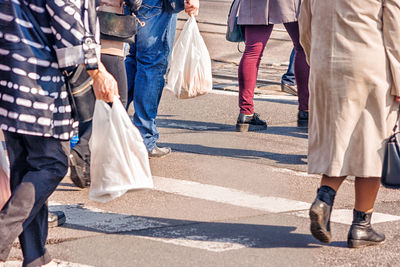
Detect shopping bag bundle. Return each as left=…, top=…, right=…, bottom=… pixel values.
left=89, top=97, right=153, bottom=202
left=165, top=15, right=213, bottom=99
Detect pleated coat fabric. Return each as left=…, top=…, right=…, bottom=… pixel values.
left=238, top=0, right=301, bottom=25
left=299, top=0, right=400, bottom=177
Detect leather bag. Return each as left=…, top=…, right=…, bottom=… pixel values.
left=381, top=107, right=400, bottom=188
left=226, top=0, right=245, bottom=42
left=98, top=11, right=138, bottom=43
left=64, top=65, right=96, bottom=122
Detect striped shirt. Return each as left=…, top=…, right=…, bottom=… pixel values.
left=0, top=0, right=100, bottom=140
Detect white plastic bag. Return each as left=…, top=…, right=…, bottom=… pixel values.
left=165, top=15, right=213, bottom=99
left=89, top=97, right=153, bottom=203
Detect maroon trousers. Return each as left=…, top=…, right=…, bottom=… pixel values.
left=238, top=22, right=310, bottom=114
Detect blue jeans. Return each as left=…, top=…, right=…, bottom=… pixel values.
left=125, top=0, right=177, bottom=151
left=281, top=48, right=296, bottom=86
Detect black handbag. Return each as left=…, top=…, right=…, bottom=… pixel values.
left=98, top=11, right=138, bottom=43
left=163, top=0, right=185, bottom=13
left=64, top=65, right=96, bottom=122
left=381, top=107, right=400, bottom=188
left=226, top=0, right=245, bottom=43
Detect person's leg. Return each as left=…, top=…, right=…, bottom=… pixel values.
left=238, top=24, right=273, bottom=115
left=281, top=48, right=296, bottom=86
left=125, top=43, right=137, bottom=110
left=69, top=120, right=91, bottom=188
left=283, top=22, right=310, bottom=112
left=347, top=177, right=385, bottom=248
left=101, top=54, right=128, bottom=108
left=280, top=48, right=297, bottom=96
left=0, top=132, right=68, bottom=265
left=354, top=177, right=380, bottom=212
left=236, top=24, right=272, bottom=132
left=130, top=6, right=176, bottom=152
left=309, top=175, right=346, bottom=243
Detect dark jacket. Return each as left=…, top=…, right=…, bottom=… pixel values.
left=0, top=0, right=100, bottom=140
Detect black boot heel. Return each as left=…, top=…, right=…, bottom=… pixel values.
left=347, top=209, right=385, bottom=248
left=310, top=199, right=332, bottom=243
left=309, top=186, right=336, bottom=244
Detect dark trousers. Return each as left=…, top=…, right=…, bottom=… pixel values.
left=0, top=132, right=68, bottom=267
left=238, top=22, right=310, bottom=114
left=73, top=53, right=128, bottom=162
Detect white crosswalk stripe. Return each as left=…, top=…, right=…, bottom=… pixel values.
left=0, top=260, right=92, bottom=267
left=47, top=176, right=400, bottom=253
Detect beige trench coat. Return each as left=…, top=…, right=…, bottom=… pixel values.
left=238, top=0, right=301, bottom=25
left=299, top=0, right=400, bottom=177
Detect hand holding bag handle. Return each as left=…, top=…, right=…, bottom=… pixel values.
left=381, top=103, right=400, bottom=188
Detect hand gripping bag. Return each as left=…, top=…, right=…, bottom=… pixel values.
left=0, top=135, right=10, bottom=210
left=89, top=97, right=153, bottom=202
left=165, top=15, right=213, bottom=99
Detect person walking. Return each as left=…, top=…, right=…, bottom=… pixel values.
left=235, top=0, right=310, bottom=132
left=299, top=0, right=400, bottom=248
left=69, top=0, right=142, bottom=188
left=125, top=0, right=200, bottom=158
left=0, top=0, right=118, bottom=265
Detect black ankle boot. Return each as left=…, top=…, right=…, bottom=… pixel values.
left=309, top=186, right=336, bottom=243
left=347, top=209, right=385, bottom=248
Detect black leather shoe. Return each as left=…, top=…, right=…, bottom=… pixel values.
left=236, top=113, right=268, bottom=132
left=149, top=145, right=171, bottom=158
left=297, top=110, right=309, bottom=128
left=347, top=209, right=385, bottom=248
left=48, top=211, right=66, bottom=228
left=69, top=150, right=90, bottom=188
left=309, top=186, right=336, bottom=243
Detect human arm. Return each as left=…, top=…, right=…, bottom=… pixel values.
left=184, top=0, right=199, bottom=16
left=87, top=62, right=119, bottom=103
left=46, top=0, right=118, bottom=101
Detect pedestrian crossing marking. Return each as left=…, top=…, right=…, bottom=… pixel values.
left=153, top=176, right=311, bottom=213
left=48, top=176, right=400, bottom=253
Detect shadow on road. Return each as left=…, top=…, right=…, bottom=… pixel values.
left=158, top=142, right=307, bottom=165
left=157, top=118, right=308, bottom=139
left=50, top=204, right=320, bottom=250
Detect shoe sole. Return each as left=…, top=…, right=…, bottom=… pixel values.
left=148, top=149, right=172, bottom=159
left=309, top=205, right=332, bottom=243
left=281, top=84, right=298, bottom=96
left=297, top=119, right=308, bottom=128
left=236, top=123, right=268, bottom=132
left=347, top=239, right=385, bottom=248
left=48, top=214, right=66, bottom=228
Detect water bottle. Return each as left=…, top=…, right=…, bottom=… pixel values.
left=70, top=134, right=79, bottom=148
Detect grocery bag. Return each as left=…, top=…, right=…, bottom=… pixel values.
left=165, top=15, right=213, bottom=99
left=89, top=97, right=153, bottom=202
left=0, top=137, right=10, bottom=210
